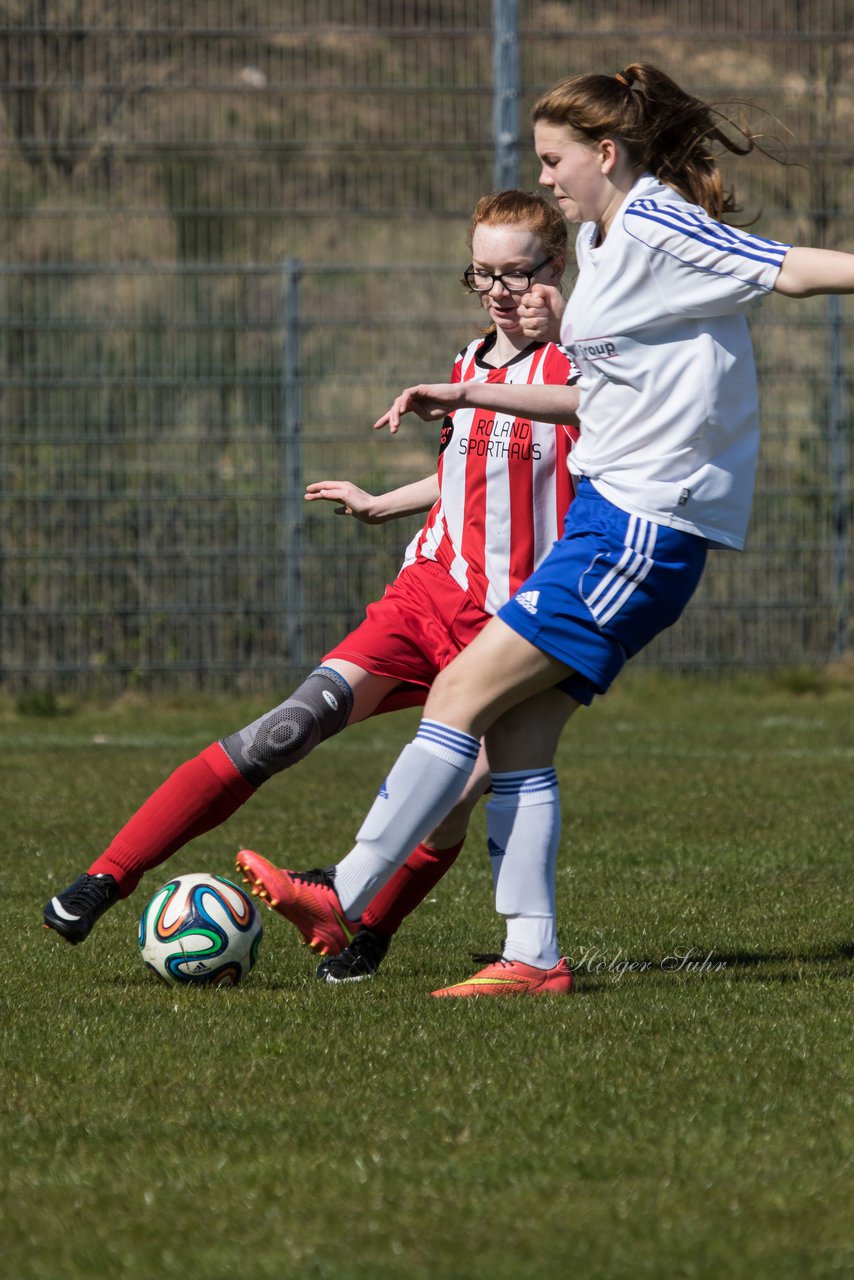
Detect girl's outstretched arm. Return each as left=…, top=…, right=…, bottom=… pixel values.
left=373, top=384, right=463, bottom=434
left=374, top=381, right=579, bottom=434
left=305, top=473, right=439, bottom=523
left=775, top=246, right=854, bottom=297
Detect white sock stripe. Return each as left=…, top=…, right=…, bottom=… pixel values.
left=416, top=720, right=480, bottom=761
left=491, top=768, right=558, bottom=783
left=490, top=768, right=558, bottom=796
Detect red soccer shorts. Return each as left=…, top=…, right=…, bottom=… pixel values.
left=321, top=559, right=491, bottom=716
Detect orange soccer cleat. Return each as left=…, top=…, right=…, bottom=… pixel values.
left=431, top=955, right=574, bottom=998
left=235, top=849, right=359, bottom=956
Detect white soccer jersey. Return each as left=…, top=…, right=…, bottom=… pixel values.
left=402, top=335, right=579, bottom=614
left=561, top=172, right=791, bottom=549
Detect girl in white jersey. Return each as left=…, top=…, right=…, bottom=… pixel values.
left=244, top=63, right=854, bottom=997
left=44, top=192, right=580, bottom=986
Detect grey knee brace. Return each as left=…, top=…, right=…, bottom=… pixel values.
left=219, top=666, right=354, bottom=786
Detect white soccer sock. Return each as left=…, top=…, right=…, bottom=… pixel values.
left=486, top=768, right=561, bottom=969
left=334, top=720, right=480, bottom=917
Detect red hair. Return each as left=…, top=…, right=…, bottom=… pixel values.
left=469, top=189, right=567, bottom=264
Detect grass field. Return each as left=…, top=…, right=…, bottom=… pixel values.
left=1, top=673, right=852, bottom=1280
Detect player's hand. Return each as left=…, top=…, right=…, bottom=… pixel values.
left=373, top=383, right=461, bottom=434
left=304, top=480, right=381, bottom=522
left=517, top=283, right=565, bottom=342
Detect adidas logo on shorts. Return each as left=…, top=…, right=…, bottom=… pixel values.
left=515, top=589, right=540, bottom=616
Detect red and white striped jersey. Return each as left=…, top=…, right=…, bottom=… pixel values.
left=401, top=335, right=579, bottom=615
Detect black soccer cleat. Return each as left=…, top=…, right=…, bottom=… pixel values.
left=43, top=873, right=120, bottom=944
left=315, top=926, right=391, bottom=983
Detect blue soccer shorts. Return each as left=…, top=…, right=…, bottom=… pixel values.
left=499, top=478, right=708, bottom=704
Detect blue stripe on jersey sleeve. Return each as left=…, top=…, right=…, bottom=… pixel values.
left=650, top=204, right=789, bottom=252
left=626, top=201, right=790, bottom=268
left=642, top=202, right=791, bottom=258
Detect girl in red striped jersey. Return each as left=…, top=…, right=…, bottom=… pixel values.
left=399, top=328, right=575, bottom=617
left=45, top=191, right=582, bottom=986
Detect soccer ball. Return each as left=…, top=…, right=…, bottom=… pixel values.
left=139, top=873, right=263, bottom=986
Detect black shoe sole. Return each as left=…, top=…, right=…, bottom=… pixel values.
left=316, top=968, right=377, bottom=983
left=42, top=917, right=86, bottom=945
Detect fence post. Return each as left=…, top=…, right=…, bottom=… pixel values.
left=828, top=294, right=850, bottom=659
left=282, top=258, right=304, bottom=671
left=492, top=0, right=519, bottom=190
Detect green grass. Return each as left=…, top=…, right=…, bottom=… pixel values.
left=1, top=674, right=852, bottom=1280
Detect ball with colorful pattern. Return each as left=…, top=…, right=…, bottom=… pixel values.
left=139, top=873, right=263, bottom=986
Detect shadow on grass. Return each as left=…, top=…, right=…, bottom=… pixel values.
left=571, top=940, right=854, bottom=993
left=107, top=941, right=854, bottom=995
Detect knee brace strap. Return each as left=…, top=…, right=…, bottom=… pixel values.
left=219, top=666, right=354, bottom=786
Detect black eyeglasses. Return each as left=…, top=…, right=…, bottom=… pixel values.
left=463, top=257, right=552, bottom=294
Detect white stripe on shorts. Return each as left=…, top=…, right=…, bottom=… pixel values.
left=585, top=515, right=658, bottom=626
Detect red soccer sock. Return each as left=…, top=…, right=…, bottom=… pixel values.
left=360, top=839, right=465, bottom=937
left=87, top=743, right=256, bottom=897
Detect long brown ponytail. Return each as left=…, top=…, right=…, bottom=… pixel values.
left=532, top=64, right=760, bottom=219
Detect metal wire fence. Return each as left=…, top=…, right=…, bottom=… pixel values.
left=1, top=1, right=852, bottom=696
